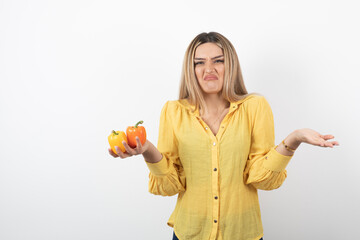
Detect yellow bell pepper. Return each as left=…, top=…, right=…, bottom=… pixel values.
left=108, top=130, right=127, bottom=153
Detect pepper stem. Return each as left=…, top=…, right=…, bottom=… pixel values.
left=112, top=130, right=118, bottom=135
left=134, top=120, right=144, bottom=128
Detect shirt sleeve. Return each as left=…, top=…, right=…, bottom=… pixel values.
left=243, top=96, right=293, bottom=190
left=145, top=101, right=186, bottom=196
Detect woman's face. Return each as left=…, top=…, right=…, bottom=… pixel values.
left=194, top=42, right=225, bottom=96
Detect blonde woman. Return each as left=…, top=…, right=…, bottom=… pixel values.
left=108, top=32, right=339, bottom=240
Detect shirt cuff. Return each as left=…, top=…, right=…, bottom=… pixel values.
left=263, top=146, right=293, bottom=172
left=145, top=154, right=170, bottom=176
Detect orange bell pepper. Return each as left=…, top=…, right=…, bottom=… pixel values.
left=108, top=130, right=127, bottom=153
left=126, top=120, right=147, bottom=148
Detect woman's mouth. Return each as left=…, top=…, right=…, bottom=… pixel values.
left=204, top=75, right=218, bottom=80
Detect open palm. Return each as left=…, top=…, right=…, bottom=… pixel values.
left=297, top=128, right=339, bottom=148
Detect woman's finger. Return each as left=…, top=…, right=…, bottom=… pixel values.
left=122, top=141, right=137, bottom=156
left=115, top=146, right=130, bottom=158
left=320, top=140, right=339, bottom=148
left=328, top=141, right=340, bottom=146
left=135, top=136, right=142, bottom=153
left=321, top=134, right=334, bottom=140
left=108, top=148, right=119, bottom=158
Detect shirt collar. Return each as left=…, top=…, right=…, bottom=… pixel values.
left=178, top=94, right=257, bottom=117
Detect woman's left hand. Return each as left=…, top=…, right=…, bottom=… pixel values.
left=296, top=128, right=340, bottom=148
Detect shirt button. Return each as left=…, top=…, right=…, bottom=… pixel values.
left=214, top=196, right=218, bottom=200
left=213, top=168, right=217, bottom=171
left=265, top=156, right=268, bottom=159
left=205, top=127, right=208, bottom=130
left=213, top=142, right=216, bottom=146
left=214, top=220, right=217, bottom=223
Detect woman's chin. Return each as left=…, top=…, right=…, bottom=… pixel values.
left=201, top=88, right=222, bottom=95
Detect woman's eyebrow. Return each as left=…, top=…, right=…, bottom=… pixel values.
left=194, top=55, right=224, bottom=60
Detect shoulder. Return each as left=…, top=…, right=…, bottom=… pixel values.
left=159, top=100, right=186, bottom=118
left=244, top=93, right=266, bottom=103
left=242, top=94, right=271, bottom=109
left=232, top=93, right=270, bottom=112
left=233, top=95, right=275, bottom=132
left=162, top=99, right=194, bottom=112
left=239, top=94, right=273, bottom=122
left=161, top=100, right=183, bottom=111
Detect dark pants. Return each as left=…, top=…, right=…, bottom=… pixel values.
left=172, top=231, right=263, bottom=240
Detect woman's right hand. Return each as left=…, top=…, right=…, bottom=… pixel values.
left=108, top=136, right=149, bottom=159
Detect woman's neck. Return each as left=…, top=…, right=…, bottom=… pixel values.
left=200, top=94, right=230, bottom=116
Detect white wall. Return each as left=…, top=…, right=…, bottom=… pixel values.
left=1, top=0, right=359, bottom=239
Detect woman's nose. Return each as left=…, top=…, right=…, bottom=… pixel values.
left=205, top=62, right=215, bottom=73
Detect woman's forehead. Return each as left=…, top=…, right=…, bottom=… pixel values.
left=195, top=43, right=223, bottom=58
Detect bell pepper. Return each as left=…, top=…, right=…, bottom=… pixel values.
left=126, top=120, right=147, bottom=148
left=108, top=130, right=127, bottom=153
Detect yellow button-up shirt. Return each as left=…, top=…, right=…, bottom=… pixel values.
left=145, top=94, right=294, bottom=240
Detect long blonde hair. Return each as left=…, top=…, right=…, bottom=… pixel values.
left=179, top=32, right=260, bottom=112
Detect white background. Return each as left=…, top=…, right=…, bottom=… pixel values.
left=1, top=0, right=359, bottom=239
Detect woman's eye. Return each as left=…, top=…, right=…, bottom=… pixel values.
left=194, top=60, right=223, bottom=65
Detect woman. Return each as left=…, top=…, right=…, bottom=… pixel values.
left=108, top=32, right=339, bottom=240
